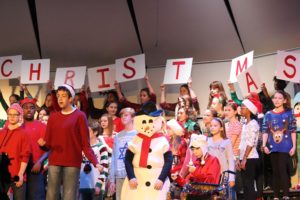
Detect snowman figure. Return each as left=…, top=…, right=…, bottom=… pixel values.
left=121, top=109, right=172, bottom=200
left=293, top=92, right=300, bottom=188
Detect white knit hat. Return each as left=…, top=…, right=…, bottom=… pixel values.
left=189, top=134, right=208, bottom=165
left=167, top=119, right=184, bottom=136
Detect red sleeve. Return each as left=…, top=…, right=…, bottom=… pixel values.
left=171, top=140, right=187, bottom=174
left=50, top=90, right=61, bottom=112
left=79, top=91, right=89, bottom=117
left=113, top=117, right=124, bottom=133
left=123, top=99, right=140, bottom=112
left=44, top=113, right=54, bottom=149
left=191, top=157, right=220, bottom=184
left=175, top=175, right=187, bottom=187
left=79, top=113, right=98, bottom=167
left=20, top=132, right=31, bottom=163
left=150, top=93, right=157, bottom=104
left=160, top=102, right=177, bottom=111
left=40, top=123, right=47, bottom=139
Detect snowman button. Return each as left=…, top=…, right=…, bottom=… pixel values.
left=149, top=148, right=152, bottom=153
left=147, top=165, right=152, bottom=169
left=145, top=181, right=151, bottom=187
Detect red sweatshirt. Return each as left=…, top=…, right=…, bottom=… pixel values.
left=176, top=154, right=220, bottom=187
left=44, top=109, right=98, bottom=168
left=0, top=126, right=31, bottom=178
left=23, top=120, right=46, bottom=164
left=113, top=117, right=124, bottom=133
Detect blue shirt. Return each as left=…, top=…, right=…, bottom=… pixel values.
left=109, top=129, right=137, bottom=182
left=262, top=109, right=296, bottom=153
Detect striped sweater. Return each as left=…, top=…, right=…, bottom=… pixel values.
left=79, top=139, right=109, bottom=193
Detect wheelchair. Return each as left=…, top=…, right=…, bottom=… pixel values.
left=168, top=170, right=236, bottom=200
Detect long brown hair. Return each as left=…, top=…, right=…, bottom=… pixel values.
left=272, top=90, right=291, bottom=111
left=207, top=81, right=228, bottom=109
left=212, top=117, right=227, bottom=139
left=99, top=114, right=114, bottom=137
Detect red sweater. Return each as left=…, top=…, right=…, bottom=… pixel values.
left=113, top=117, right=124, bottom=133
left=176, top=154, right=220, bottom=187
left=0, top=126, right=31, bottom=178
left=44, top=109, right=98, bottom=168
left=23, top=120, right=46, bottom=164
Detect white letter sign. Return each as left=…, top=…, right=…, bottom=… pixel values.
left=88, top=64, right=116, bottom=92
left=163, top=58, right=193, bottom=84
left=54, top=66, right=86, bottom=89
left=230, top=51, right=254, bottom=83
left=237, top=66, right=262, bottom=96
left=115, top=54, right=145, bottom=83
left=21, top=59, right=50, bottom=84
left=276, top=51, right=300, bottom=83
left=0, top=55, right=22, bottom=80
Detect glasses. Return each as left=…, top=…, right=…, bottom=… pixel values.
left=7, top=114, right=20, bottom=117
left=190, top=146, right=201, bottom=151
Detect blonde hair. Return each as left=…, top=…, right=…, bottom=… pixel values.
left=120, top=107, right=135, bottom=117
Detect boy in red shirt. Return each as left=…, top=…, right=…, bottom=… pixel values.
left=38, top=84, right=103, bottom=200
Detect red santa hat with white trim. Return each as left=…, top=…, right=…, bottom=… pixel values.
left=242, top=97, right=264, bottom=118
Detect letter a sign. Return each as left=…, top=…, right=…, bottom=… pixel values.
left=21, top=59, right=50, bottom=84
left=230, top=51, right=254, bottom=83
left=163, top=58, right=193, bottom=84
left=237, top=66, right=262, bottom=96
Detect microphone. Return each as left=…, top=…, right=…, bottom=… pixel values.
left=12, top=175, right=19, bottom=182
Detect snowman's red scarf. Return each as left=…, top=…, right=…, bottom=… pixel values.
left=137, top=133, right=164, bottom=168
left=295, top=113, right=300, bottom=118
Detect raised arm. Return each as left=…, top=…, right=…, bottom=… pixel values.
left=114, top=81, right=125, bottom=102
left=144, top=74, right=155, bottom=95
left=188, top=77, right=200, bottom=113
left=227, top=81, right=243, bottom=105
left=160, top=83, right=166, bottom=104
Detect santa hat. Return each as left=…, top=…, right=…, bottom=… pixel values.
left=20, top=97, right=37, bottom=107
left=7, top=103, right=23, bottom=116
left=249, top=92, right=260, bottom=101
left=189, top=134, right=208, bottom=165
left=242, top=98, right=264, bottom=118
left=60, top=84, right=75, bottom=98
left=167, top=119, right=184, bottom=136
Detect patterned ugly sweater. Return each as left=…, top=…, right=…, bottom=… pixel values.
left=79, top=139, right=109, bottom=193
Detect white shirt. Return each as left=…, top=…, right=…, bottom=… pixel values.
left=239, top=119, right=259, bottom=159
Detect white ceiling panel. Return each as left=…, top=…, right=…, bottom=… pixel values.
left=36, top=0, right=141, bottom=70
left=134, top=0, right=244, bottom=66
left=0, top=1, right=39, bottom=59
left=230, top=0, right=300, bottom=55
